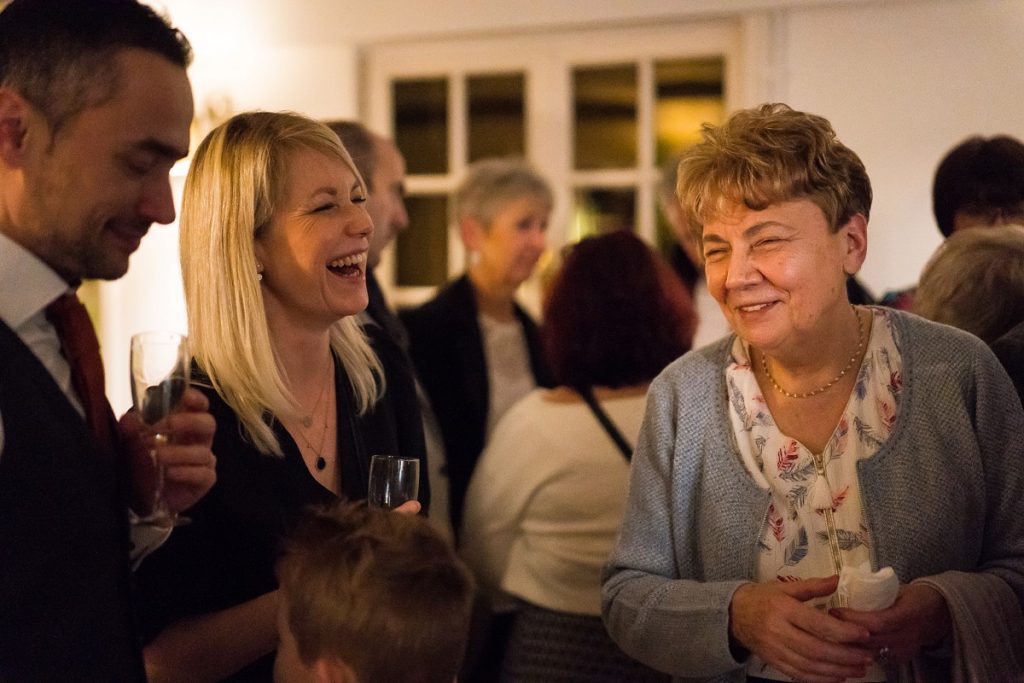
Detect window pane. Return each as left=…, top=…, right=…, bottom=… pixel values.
left=468, top=73, right=525, bottom=162
left=655, top=197, right=678, bottom=257
left=655, top=58, right=724, bottom=165
left=574, top=65, right=637, bottom=170
left=396, top=195, right=449, bottom=287
left=571, top=188, right=636, bottom=239
left=394, top=79, right=448, bottom=174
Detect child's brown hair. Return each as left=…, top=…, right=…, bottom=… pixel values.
left=277, top=502, right=475, bottom=683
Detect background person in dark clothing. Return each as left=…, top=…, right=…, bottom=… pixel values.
left=400, top=157, right=555, bottom=536
left=326, top=120, right=435, bottom=520
left=882, top=134, right=1024, bottom=309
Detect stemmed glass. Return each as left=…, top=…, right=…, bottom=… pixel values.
left=367, top=455, right=420, bottom=510
left=130, top=331, right=190, bottom=527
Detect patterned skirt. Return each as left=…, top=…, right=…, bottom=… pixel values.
left=498, top=602, right=669, bottom=683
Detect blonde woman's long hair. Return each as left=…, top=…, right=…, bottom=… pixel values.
left=180, top=111, right=383, bottom=456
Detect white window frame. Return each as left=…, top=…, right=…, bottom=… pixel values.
left=363, top=17, right=774, bottom=313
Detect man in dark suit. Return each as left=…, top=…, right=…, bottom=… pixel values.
left=0, top=1, right=216, bottom=679
left=326, top=120, right=437, bottom=519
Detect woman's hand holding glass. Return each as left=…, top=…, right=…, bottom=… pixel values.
left=368, top=455, right=420, bottom=511
left=729, top=575, right=874, bottom=683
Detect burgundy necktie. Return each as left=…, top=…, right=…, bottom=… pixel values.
left=45, top=292, right=117, bottom=455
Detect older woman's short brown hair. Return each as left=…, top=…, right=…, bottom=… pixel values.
left=542, top=230, right=695, bottom=390
left=914, top=224, right=1024, bottom=345
left=675, top=103, right=872, bottom=247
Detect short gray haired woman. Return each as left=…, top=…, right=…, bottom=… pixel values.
left=602, top=104, right=1024, bottom=683
left=401, top=157, right=555, bottom=533
left=401, top=157, right=556, bottom=681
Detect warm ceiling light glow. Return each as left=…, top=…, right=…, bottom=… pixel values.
left=656, top=97, right=725, bottom=152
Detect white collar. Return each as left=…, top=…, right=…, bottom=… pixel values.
left=0, top=230, right=74, bottom=328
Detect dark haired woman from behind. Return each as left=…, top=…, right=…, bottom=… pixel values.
left=461, top=230, right=695, bottom=682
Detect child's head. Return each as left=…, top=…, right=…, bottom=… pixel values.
left=275, top=503, right=475, bottom=683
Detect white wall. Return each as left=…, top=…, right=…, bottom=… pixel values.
left=163, top=0, right=1024, bottom=297
left=781, top=0, right=1024, bottom=296
left=101, top=0, right=1024, bottom=406
left=102, top=5, right=361, bottom=412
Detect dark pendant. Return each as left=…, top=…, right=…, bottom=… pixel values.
left=302, top=416, right=313, bottom=428
left=315, top=456, right=327, bottom=471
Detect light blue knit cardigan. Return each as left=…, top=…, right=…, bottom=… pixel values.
left=602, top=310, right=1024, bottom=682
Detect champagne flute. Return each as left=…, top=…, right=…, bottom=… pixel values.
left=130, top=331, right=190, bottom=526
left=367, top=455, right=420, bottom=510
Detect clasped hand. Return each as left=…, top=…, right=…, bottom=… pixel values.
left=830, top=582, right=951, bottom=666
left=120, top=387, right=216, bottom=515
left=730, top=576, right=951, bottom=683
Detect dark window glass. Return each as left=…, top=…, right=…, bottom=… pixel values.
left=655, top=197, right=678, bottom=259
left=574, top=65, right=637, bottom=170
left=468, top=73, right=525, bottom=162
left=654, top=58, right=725, bottom=165
left=572, top=188, right=636, bottom=238
left=396, top=195, right=449, bottom=287
left=394, top=79, right=448, bottom=174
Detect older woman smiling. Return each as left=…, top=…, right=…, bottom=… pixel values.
left=602, top=104, right=1024, bottom=683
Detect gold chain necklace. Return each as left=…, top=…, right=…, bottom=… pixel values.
left=760, top=306, right=866, bottom=399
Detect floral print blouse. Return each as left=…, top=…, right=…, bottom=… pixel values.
left=726, top=307, right=903, bottom=682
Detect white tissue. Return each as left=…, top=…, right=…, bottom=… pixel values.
left=836, top=562, right=899, bottom=611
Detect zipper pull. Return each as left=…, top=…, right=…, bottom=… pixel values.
left=810, top=459, right=834, bottom=511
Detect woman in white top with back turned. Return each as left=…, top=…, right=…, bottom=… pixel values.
left=462, top=230, right=695, bottom=682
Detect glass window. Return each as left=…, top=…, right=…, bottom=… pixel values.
left=571, top=188, right=636, bottom=240
left=396, top=195, right=449, bottom=287
left=394, top=79, right=449, bottom=174
left=654, top=57, right=724, bottom=165
left=368, top=26, right=734, bottom=300
left=655, top=199, right=678, bottom=258
left=653, top=57, right=724, bottom=262
left=573, top=64, right=637, bottom=170
left=468, top=73, right=525, bottom=162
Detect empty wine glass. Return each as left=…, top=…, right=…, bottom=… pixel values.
left=130, top=331, right=190, bottom=526
left=367, top=455, right=420, bottom=510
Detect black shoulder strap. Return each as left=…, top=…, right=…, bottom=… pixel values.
left=579, top=388, right=633, bottom=461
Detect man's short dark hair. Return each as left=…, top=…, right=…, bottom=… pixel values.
left=933, top=135, right=1024, bottom=237
left=0, top=0, right=192, bottom=133
left=325, top=120, right=379, bottom=191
